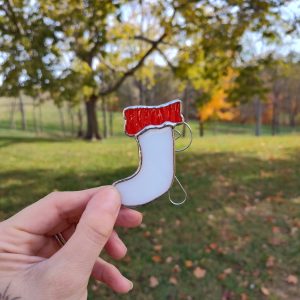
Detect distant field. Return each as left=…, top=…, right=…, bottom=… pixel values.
left=1, top=97, right=299, bottom=138
left=0, top=129, right=300, bottom=299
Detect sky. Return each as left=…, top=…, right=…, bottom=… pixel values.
left=153, top=0, right=300, bottom=66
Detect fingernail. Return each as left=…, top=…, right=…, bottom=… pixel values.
left=128, top=280, right=133, bottom=290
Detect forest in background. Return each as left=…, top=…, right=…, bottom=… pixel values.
left=0, top=0, right=300, bottom=139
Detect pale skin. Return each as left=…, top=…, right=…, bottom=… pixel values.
left=0, top=186, right=143, bottom=299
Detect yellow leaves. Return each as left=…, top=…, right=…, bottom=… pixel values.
left=108, top=23, right=136, bottom=39
left=198, top=67, right=236, bottom=122
left=73, top=59, right=92, bottom=75
left=193, top=267, right=206, bottom=279
left=82, top=85, right=94, bottom=98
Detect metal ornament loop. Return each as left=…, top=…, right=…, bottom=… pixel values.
left=175, top=122, right=193, bottom=152
left=168, top=175, right=187, bottom=206
left=174, top=129, right=182, bottom=140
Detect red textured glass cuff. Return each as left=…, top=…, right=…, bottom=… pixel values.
left=124, top=100, right=184, bottom=136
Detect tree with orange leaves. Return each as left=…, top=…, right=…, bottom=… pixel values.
left=198, top=69, right=236, bottom=136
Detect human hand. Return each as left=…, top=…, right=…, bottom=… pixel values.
left=0, top=186, right=142, bottom=300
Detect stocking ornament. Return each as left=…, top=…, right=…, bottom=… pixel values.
left=114, top=99, right=192, bottom=207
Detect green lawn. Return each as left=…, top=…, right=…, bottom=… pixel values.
left=0, top=129, right=300, bottom=299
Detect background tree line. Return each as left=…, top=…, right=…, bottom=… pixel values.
left=0, top=0, right=299, bottom=139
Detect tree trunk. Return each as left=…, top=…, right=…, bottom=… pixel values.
left=254, top=97, right=262, bottom=137
left=101, top=98, right=108, bottom=139
left=19, top=93, right=27, bottom=130
left=9, top=98, right=17, bottom=129
left=289, top=97, right=297, bottom=128
left=85, top=96, right=101, bottom=140
left=182, top=86, right=190, bottom=137
left=68, top=105, right=75, bottom=136
left=58, top=107, right=66, bottom=137
left=32, top=99, right=38, bottom=134
left=199, top=120, right=204, bottom=137
left=136, top=80, right=146, bottom=105
left=109, top=110, right=113, bottom=137
left=271, top=97, right=279, bottom=135
left=77, top=106, right=84, bottom=138
left=38, top=101, right=43, bottom=132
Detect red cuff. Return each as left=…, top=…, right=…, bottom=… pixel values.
left=124, top=100, right=183, bottom=136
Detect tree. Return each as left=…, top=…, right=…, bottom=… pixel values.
left=198, top=69, right=236, bottom=136
left=228, top=63, right=269, bottom=136
left=1, top=0, right=297, bottom=140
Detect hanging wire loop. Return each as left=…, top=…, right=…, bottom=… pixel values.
left=168, top=175, right=187, bottom=205
left=175, top=122, right=193, bottom=152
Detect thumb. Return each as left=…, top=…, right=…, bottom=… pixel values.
left=51, top=186, right=121, bottom=276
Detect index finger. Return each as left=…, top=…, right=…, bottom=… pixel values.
left=5, top=187, right=102, bottom=234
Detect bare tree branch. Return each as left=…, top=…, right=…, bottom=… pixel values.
left=99, top=32, right=167, bottom=96
left=156, top=47, right=176, bottom=72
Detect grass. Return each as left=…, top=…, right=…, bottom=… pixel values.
left=0, top=127, right=300, bottom=299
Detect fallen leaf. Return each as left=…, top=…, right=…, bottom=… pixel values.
left=175, top=219, right=181, bottom=226
left=172, top=264, right=181, bottom=273
left=240, top=293, right=248, bottom=300
left=218, top=268, right=232, bottom=280
left=153, top=244, right=162, bottom=252
left=185, top=260, right=193, bottom=268
left=222, top=290, right=233, bottom=300
left=218, top=273, right=226, bottom=281
left=169, top=276, right=178, bottom=285
left=143, top=231, right=151, bottom=238
left=149, top=276, right=159, bottom=288
left=209, top=243, right=218, bottom=250
left=152, top=255, right=161, bottom=263
left=261, top=286, right=270, bottom=296
left=193, top=267, right=206, bottom=279
left=268, top=236, right=283, bottom=246
left=266, top=256, right=275, bottom=268
left=224, top=268, right=232, bottom=275
left=165, top=256, right=173, bottom=264
left=123, top=255, right=131, bottom=263
left=236, top=213, right=244, bottom=222
left=272, top=226, right=281, bottom=234
left=205, top=246, right=211, bottom=253
left=196, top=207, right=203, bottom=213
left=291, top=227, right=298, bottom=235
left=155, top=227, right=163, bottom=235
left=286, top=275, right=298, bottom=285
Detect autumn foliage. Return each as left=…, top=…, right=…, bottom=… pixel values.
left=198, top=69, right=236, bottom=123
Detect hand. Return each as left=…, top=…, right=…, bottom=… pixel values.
left=0, top=186, right=142, bottom=300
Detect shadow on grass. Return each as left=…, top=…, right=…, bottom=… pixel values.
left=0, top=135, right=73, bottom=149
left=1, top=147, right=300, bottom=218
left=0, top=166, right=135, bottom=217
